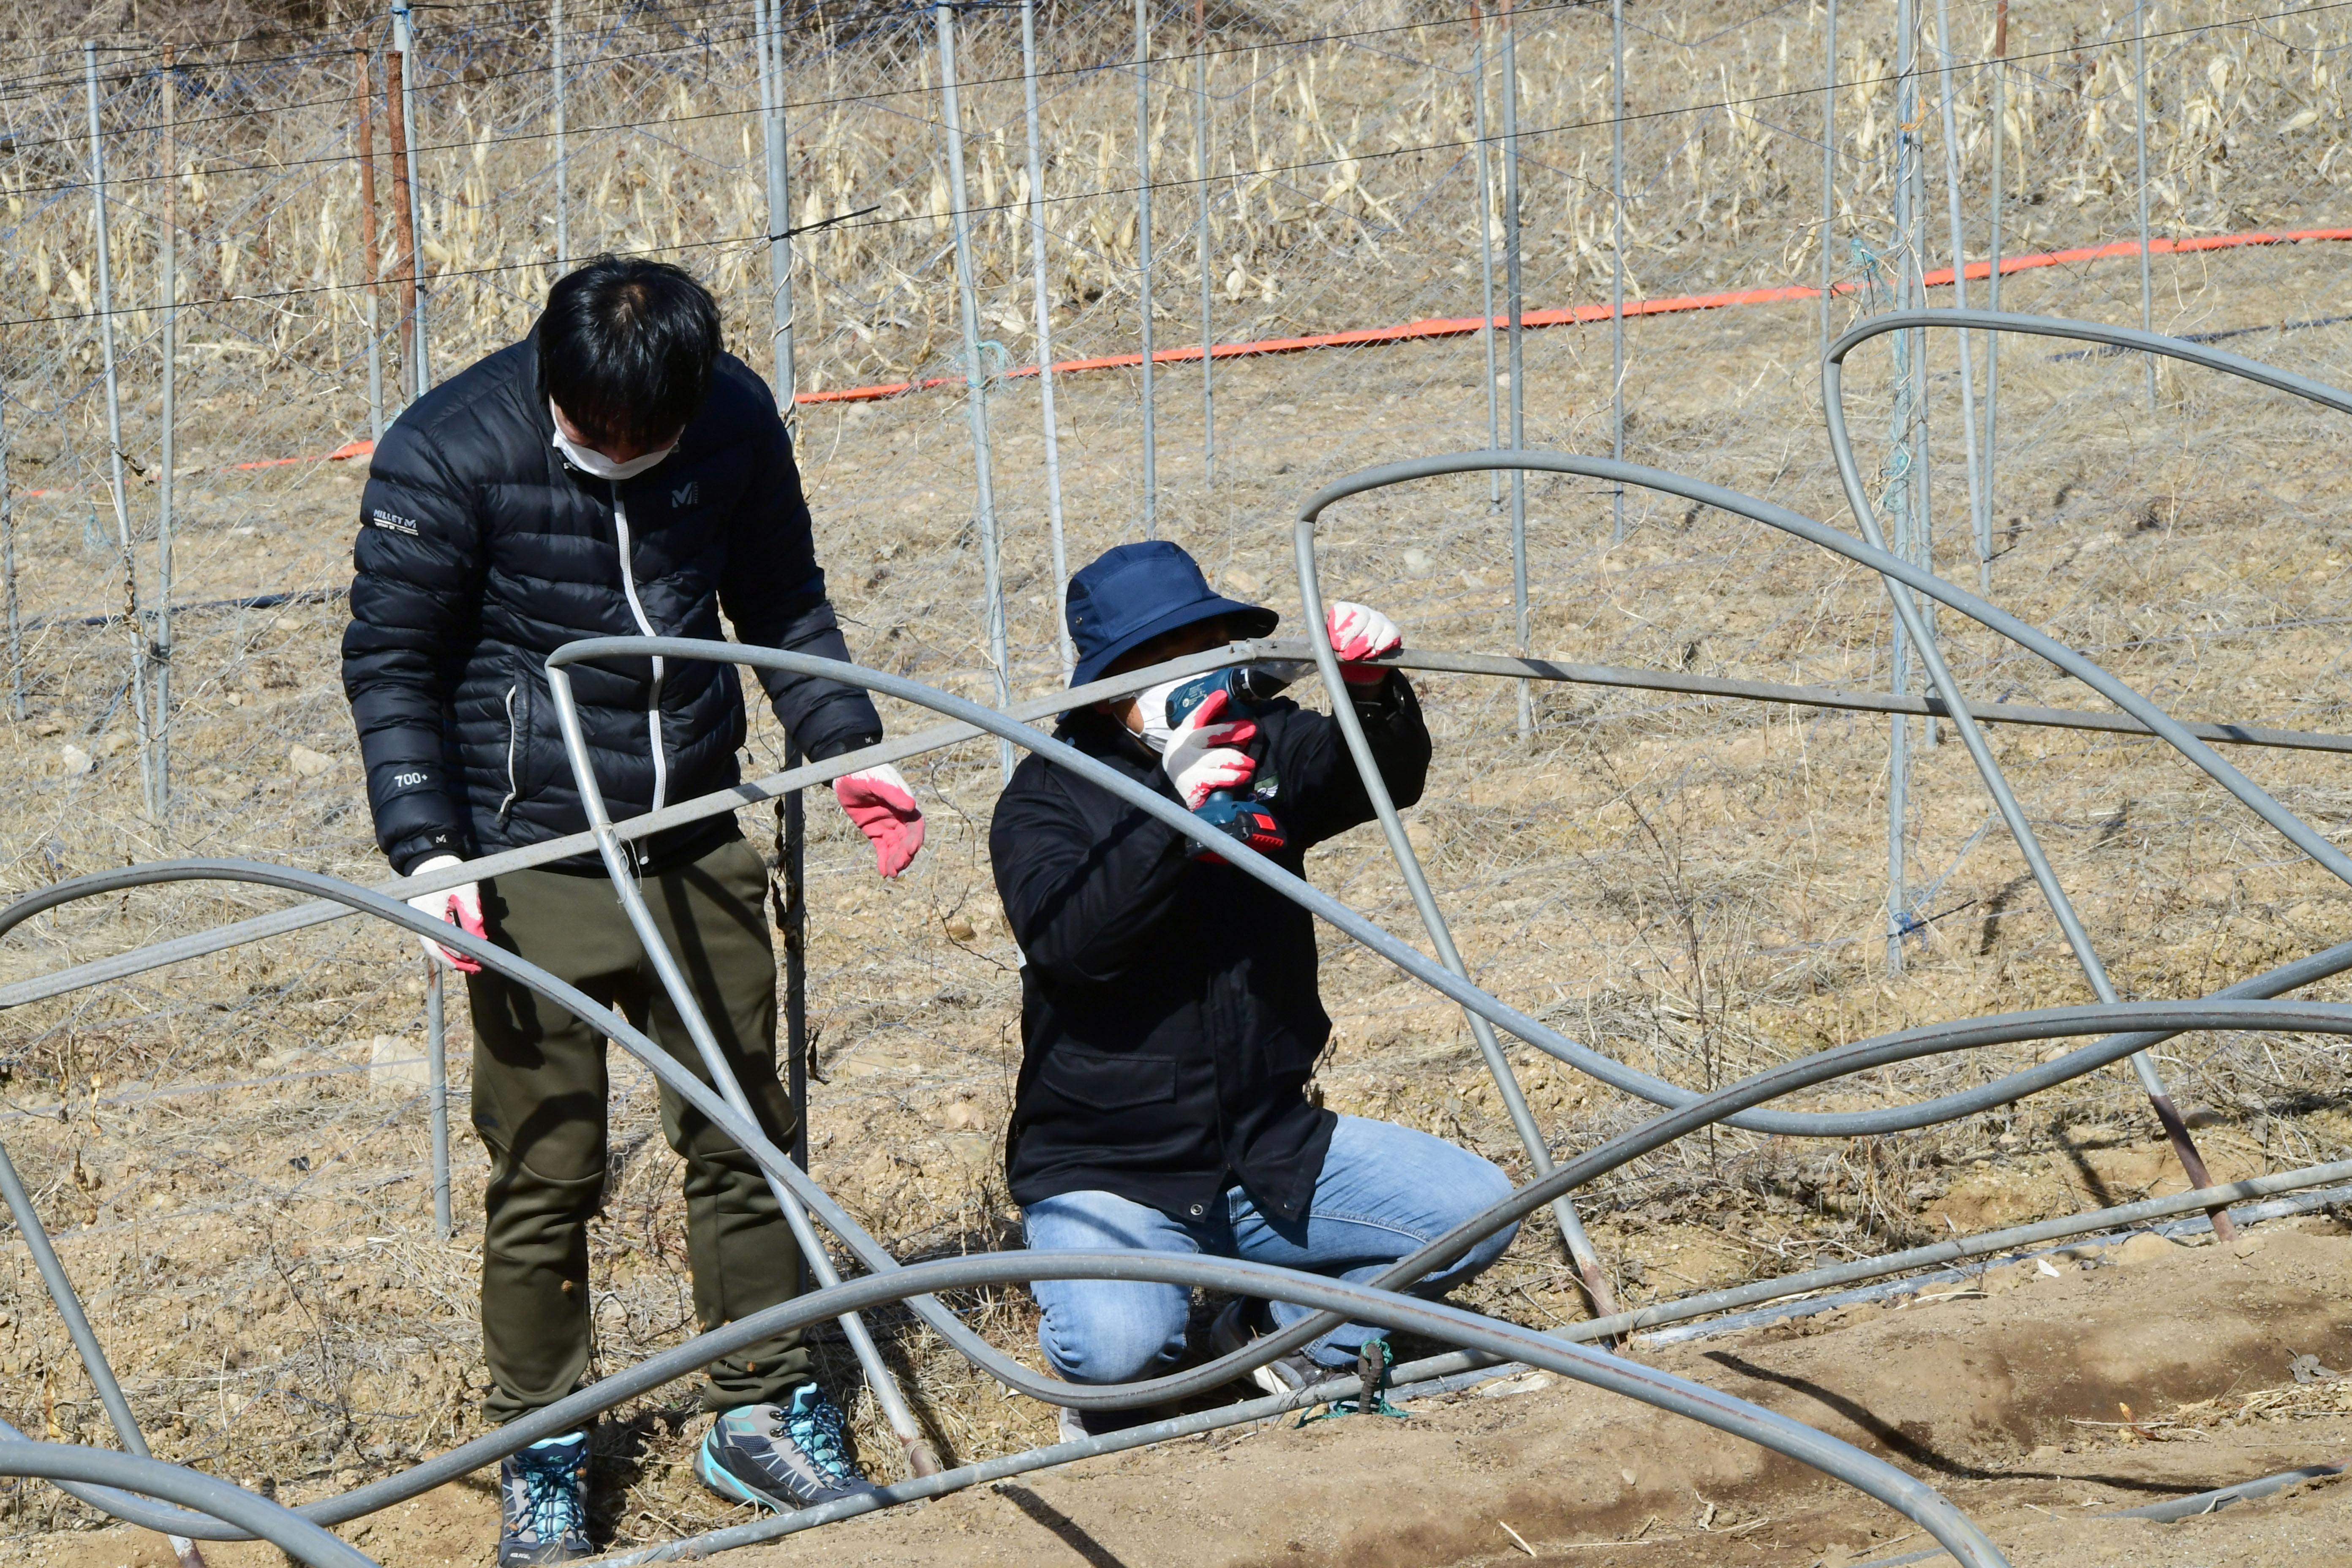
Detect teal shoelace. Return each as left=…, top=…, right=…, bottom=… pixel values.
left=514, top=1443, right=586, bottom=1543
left=781, top=1390, right=853, bottom=1482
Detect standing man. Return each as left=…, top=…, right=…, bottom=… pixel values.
left=343, top=256, right=923, bottom=1564
left=990, top=542, right=1519, bottom=1437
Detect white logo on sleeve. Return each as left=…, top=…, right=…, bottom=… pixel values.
left=370, top=509, right=421, bottom=536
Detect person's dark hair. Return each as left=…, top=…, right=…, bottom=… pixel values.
left=538, top=255, right=723, bottom=447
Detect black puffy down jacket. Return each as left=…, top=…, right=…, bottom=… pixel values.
left=989, top=678, right=1432, bottom=1223
left=341, top=332, right=882, bottom=876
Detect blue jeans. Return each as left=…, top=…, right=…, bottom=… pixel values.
left=1021, top=1115, right=1519, bottom=1384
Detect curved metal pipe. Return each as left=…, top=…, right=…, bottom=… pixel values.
left=16, top=642, right=2348, bottom=1147
left=560, top=1161, right=2352, bottom=1567
left=1829, top=308, right=2352, bottom=416
left=12, top=628, right=2349, bottom=1550
left=12, top=667, right=2348, bottom=1443
left=1287, top=532, right=1619, bottom=1317
left=0, top=1440, right=376, bottom=1568
left=1819, top=310, right=2352, bottom=1218
left=1299, top=444, right=2213, bottom=1195
left=0, top=357, right=2325, bottom=1568
left=1290, top=446, right=2352, bottom=1184
left=1814, top=318, right=2352, bottom=896
left=538, top=642, right=2352, bottom=1391
left=46, top=1251, right=2020, bottom=1568
left=7, top=861, right=2344, bottom=1547
left=1353, top=997, right=2352, bottom=1316
left=0, top=641, right=1279, bottom=1014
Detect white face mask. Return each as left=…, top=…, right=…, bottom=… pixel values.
left=550, top=403, right=678, bottom=482
left=1129, top=676, right=1189, bottom=754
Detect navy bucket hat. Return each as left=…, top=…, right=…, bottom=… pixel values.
left=1065, top=541, right=1278, bottom=687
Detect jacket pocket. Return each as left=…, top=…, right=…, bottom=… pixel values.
left=1038, top=1048, right=1177, bottom=1112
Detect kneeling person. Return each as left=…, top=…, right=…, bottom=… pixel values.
left=989, top=542, right=1519, bottom=1429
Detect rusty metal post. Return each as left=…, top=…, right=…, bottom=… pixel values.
left=356, top=48, right=385, bottom=441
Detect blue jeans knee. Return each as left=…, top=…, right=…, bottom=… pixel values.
left=1033, top=1278, right=1192, bottom=1386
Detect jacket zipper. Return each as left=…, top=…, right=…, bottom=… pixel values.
left=495, top=683, right=521, bottom=825
left=611, top=492, right=669, bottom=811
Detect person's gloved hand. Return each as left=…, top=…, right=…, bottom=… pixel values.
left=406, top=854, right=486, bottom=972
left=836, top=763, right=926, bottom=878
left=1326, top=601, right=1403, bottom=685
left=1161, top=687, right=1258, bottom=808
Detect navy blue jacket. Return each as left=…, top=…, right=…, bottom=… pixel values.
left=990, top=678, right=1431, bottom=1222
left=341, top=334, right=881, bottom=875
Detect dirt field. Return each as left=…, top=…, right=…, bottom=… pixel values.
left=3, top=216, right=2352, bottom=1562
left=41, top=1213, right=2352, bottom=1568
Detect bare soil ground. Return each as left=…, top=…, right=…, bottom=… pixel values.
left=43, top=1215, right=2352, bottom=1568
left=3, top=234, right=2352, bottom=1564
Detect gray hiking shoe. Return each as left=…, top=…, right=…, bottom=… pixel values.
left=696, top=1385, right=878, bottom=1512
left=496, top=1430, right=592, bottom=1565
left=1210, top=1297, right=1342, bottom=1397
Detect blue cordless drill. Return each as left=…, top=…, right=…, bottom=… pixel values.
left=1161, top=664, right=1299, bottom=857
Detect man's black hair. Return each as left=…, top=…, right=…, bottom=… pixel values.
left=538, top=255, right=723, bottom=448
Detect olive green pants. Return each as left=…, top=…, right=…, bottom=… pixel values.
left=464, top=834, right=808, bottom=1424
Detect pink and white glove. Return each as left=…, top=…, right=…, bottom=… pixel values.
left=1326, top=601, right=1402, bottom=685
left=1161, top=687, right=1258, bottom=808
left=406, top=854, right=487, bottom=972
left=836, top=763, right=926, bottom=878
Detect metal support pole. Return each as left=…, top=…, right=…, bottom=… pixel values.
left=1608, top=0, right=1628, bottom=545
left=392, top=4, right=432, bottom=393
left=1825, top=330, right=2240, bottom=1243
left=1932, top=0, right=1987, bottom=592
left=756, top=0, right=775, bottom=231
left=0, top=376, right=16, bottom=722
left=781, top=744, right=809, bottom=1172
left=552, top=0, right=569, bottom=269
left=384, top=47, right=419, bottom=406
left=1292, top=542, right=1620, bottom=1326
left=1470, top=6, right=1502, bottom=509
left=0, top=1142, right=207, bottom=1568
left=1501, top=0, right=1530, bottom=743
left=760, top=0, right=794, bottom=414
left=1818, top=0, right=1837, bottom=368
left=1982, top=2, right=2006, bottom=595
left=427, top=958, right=451, bottom=1240
left=1020, top=0, right=1076, bottom=680
left=85, top=44, right=158, bottom=824
left=540, top=669, right=945, bottom=1481
left=155, top=49, right=177, bottom=829
left=1886, top=0, right=1918, bottom=975
left=937, top=2, right=1012, bottom=782
left=2132, top=0, right=2155, bottom=408
left=1902, top=0, right=1934, bottom=738
left=355, top=48, right=385, bottom=443
left=1134, top=0, right=1156, bottom=537
left=1193, top=0, right=1212, bottom=493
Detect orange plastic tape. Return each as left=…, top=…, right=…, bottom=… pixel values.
left=20, top=223, right=2349, bottom=489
